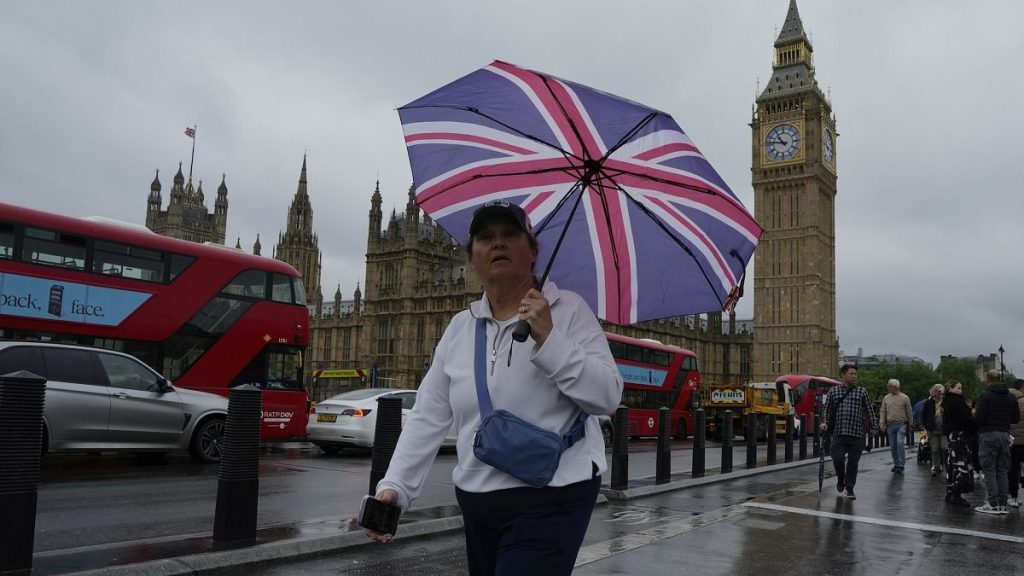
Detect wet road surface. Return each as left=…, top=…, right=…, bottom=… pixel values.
left=207, top=449, right=1023, bottom=576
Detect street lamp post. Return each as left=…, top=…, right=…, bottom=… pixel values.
left=998, top=345, right=1005, bottom=380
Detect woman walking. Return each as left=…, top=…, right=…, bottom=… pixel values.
left=942, top=380, right=976, bottom=506
left=366, top=201, right=623, bottom=575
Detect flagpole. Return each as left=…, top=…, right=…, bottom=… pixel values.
left=188, top=125, right=197, bottom=182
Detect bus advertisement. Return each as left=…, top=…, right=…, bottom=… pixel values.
left=0, top=202, right=311, bottom=440
left=776, top=373, right=841, bottom=434
left=604, top=332, right=701, bottom=441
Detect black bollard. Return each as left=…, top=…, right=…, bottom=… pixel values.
left=655, top=407, right=671, bottom=485
left=799, top=414, right=809, bottom=460
left=0, top=371, right=47, bottom=576
left=721, top=410, right=733, bottom=473
left=610, top=406, right=629, bottom=491
left=766, top=416, right=777, bottom=465
left=692, top=409, right=706, bottom=478
left=368, top=396, right=404, bottom=496
left=784, top=414, right=795, bottom=463
left=746, top=412, right=758, bottom=469
left=213, top=385, right=261, bottom=544
left=813, top=414, right=822, bottom=458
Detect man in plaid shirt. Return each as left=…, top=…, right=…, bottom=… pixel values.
left=820, top=365, right=877, bottom=499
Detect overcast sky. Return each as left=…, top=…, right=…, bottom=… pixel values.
left=2, top=1, right=1022, bottom=371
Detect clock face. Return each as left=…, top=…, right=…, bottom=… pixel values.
left=823, top=129, right=834, bottom=165
left=765, top=123, right=802, bottom=161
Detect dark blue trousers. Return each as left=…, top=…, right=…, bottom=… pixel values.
left=456, top=476, right=600, bottom=576
left=831, top=435, right=865, bottom=489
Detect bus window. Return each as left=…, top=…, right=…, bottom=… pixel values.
left=92, top=240, right=165, bottom=282
left=222, top=270, right=267, bottom=299
left=271, top=273, right=292, bottom=303
left=626, top=344, right=642, bottom=363
left=169, top=253, right=195, bottom=281
left=0, top=221, right=13, bottom=259
left=233, top=345, right=304, bottom=391
left=22, top=227, right=87, bottom=270
left=292, top=277, right=307, bottom=306
left=608, top=340, right=626, bottom=360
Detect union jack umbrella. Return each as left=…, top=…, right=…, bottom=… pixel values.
left=398, top=61, right=762, bottom=325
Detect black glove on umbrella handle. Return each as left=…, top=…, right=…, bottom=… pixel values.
left=511, top=319, right=531, bottom=342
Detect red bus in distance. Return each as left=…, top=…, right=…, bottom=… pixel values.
left=604, top=332, right=701, bottom=441
left=776, top=373, right=841, bottom=434
left=0, top=202, right=310, bottom=440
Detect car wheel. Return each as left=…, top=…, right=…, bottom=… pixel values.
left=319, top=445, right=343, bottom=455
left=190, top=417, right=225, bottom=463
left=674, top=419, right=688, bottom=441
left=602, top=424, right=613, bottom=452
left=40, top=423, right=49, bottom=457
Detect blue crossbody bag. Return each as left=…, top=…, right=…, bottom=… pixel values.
left=472, top=318, right=588, bottom=488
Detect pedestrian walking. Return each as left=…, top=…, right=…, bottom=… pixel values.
left=879, top=378, right=913, bottom=473
left=366, top=202, right=623, bottom=575
left=942, top=380, right=975, bottom=507
left=973, top=370, right=1020, bottom=515
left=820, top=364, right=877, bottom=499
left=1008, top=379, right=1024, bottom=509
left=922, top=383, right=948, bottom=476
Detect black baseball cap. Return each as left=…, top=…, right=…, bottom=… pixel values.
left=468, top=200, right=534, bottom=238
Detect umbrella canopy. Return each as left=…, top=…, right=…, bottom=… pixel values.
left=399, top=61, right=761, bottom=325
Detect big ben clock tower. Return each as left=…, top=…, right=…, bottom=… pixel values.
left=752, top=0, right=839, bottom=381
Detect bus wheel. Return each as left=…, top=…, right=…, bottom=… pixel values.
left=602, top=425, right=613, bottom=452
left=674, top=419, right=687, bottom=441
left=190, top=417, right=225, bottom=463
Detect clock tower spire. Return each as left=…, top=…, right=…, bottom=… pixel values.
left=751, top=0, right=839, bottom=381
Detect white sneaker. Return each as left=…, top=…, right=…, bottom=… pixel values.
left=975, top=503, right=1001, bottom=515
left=1008, top=497, right=1019, bottom=508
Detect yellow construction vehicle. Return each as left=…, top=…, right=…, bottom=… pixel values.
left=703, top=381, right=793, bottom=441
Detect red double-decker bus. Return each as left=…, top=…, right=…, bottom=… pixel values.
left=0, top=202, right=310, bottom=440
left=776, top=373, right=841, bottom=435
left=603, top=332, right=701, bottom=441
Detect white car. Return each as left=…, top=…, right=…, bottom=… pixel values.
left=306, top=388, right=456, bottom=454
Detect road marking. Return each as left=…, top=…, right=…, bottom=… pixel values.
left=742, top=502, right=1024, bottom=544
left=574, top=504, right=748, bottom=567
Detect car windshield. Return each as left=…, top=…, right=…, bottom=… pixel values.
left=330, top=388, right=392, bottom=401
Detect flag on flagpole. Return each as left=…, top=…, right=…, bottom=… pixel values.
left=184, top=127, right=195, bottom=138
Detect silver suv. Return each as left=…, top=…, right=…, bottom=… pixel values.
left=0, top=341, right=228, bottom=463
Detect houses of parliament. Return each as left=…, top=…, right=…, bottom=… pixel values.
left=145, top=1, right=838, bottom=391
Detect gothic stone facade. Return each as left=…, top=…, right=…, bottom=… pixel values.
left=146, top=163, right=228, bottom=244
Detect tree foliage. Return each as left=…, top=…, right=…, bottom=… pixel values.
left=857, top=362, right=939, bottom=403
left=857, top=359, right=1013, bottom=405
left=935, top=357, right=983, bottom=399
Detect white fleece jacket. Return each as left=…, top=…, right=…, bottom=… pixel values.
left=376, top=281, right=623, bottom=511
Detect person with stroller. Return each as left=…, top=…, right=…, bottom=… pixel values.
left=922, top=383, right=947, bottom=477
left=942, top=380, right=976, bottom=507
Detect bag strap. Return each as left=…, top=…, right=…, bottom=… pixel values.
left=474, top=318, right=493, bottom=417
left=474, top=318, right=588, bottom=450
